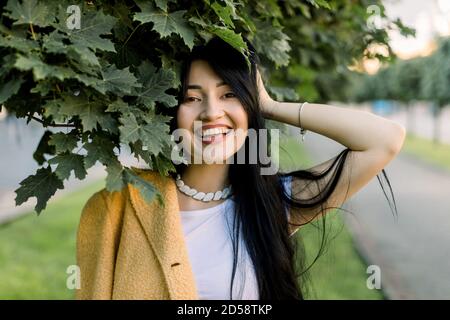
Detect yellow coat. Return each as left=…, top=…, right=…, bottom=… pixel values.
left=75, top=168, right=199, bottom=299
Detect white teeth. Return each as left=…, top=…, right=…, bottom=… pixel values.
left=201, top=127, right=231, bottom=137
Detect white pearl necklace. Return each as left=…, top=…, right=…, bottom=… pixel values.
left=175, top=174, right=233, bottom=202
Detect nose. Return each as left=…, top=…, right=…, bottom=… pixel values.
left=199, top=97, right=225, bottom=121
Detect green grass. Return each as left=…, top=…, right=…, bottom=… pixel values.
left=299, top=215, right=384, bottom=299
left=278, top=136, right=384, bottom=299
left=402, top=133, right=450, bottom=173
left=0, top=179, right=105, bottom=299
left=0, top=137, right=383, bottom=299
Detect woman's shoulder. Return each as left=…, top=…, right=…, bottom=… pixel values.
left=128, top=166, right=176, bottom=193
left=82, top=167, right=175, bottom=218
left=81, top=186, right=127, bottom=222
left=129, top=166, right=173, bottom=182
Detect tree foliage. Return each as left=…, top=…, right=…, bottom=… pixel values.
left=350, top=37, right=450, bottom=106
left=421, top=38, right=450, bottom=108
left=349, top=37, right=450, bottom=143
left=0, top=0, right=412, bottom=213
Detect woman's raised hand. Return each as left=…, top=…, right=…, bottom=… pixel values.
left=255, top=68, right=275, bottom=118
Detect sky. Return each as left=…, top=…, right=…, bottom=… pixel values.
left=383, top=0, right=450, bottom=58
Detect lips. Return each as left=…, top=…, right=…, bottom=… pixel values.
left=200, top=130, right=233, bottom=145
left=194, top=123, right=233, bottom=138
left=201, top=124, right=232, bottom=130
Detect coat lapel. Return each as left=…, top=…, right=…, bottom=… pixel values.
left=127, top=169, right=199, bottom=299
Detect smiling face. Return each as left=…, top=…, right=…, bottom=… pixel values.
left=176, top=60, right=249, bottom=164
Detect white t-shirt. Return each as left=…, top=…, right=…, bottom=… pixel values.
left=178, top=176, right=292, bottom=300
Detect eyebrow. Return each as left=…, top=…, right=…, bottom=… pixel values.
left=187, top=81, right=228, bottom=90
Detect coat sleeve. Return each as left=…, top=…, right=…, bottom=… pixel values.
left=75, top=189, right=122, bottom=300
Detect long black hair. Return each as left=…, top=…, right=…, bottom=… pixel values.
left=166, top=36, right=398, bottom=300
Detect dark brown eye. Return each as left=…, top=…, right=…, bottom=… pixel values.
left=185, top=97, right=199, bottom=102
left=224, top=92, right=236, bottom=98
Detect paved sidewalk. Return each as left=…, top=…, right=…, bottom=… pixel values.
left=301, top=130, right=450, bottom=299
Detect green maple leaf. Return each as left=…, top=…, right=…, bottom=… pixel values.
left=105, top=98, right=128, bottom=113
left=105, top=160, right=125, bottom=192
left=42, top=99, right=66, bottom=122
left=308, top=0, right=331, bottom=9
left=130, top=140, right=153, bottom=164
left=48, top=152, right=87, bottom=180
left=14, top=53, right=77, bottom=81
left=153, top=0, right=177, bottom=12
left=14, top=167, right=64, bottom=214
left=53, top=9, right=117, bottom=53
left=210, top=1, right=237, bottom=28
left=0, top=76, right=24, bottom=104
left=268, top=86, right=299, bottom=101
left=124, top=168, right=164, bottom=207
left=119, top=112, right=171, bottom=157
left=14, top=54, right=53, bottom=79
left=48, top=132, right=79, bottom=153
left=252, top=21, right=291, bottom=67
left=72, top=73, right=100, bottom=89
left=160, top=55, right=182, bottom=88
left=134, top=1, right=195, bottom=49
left=42, top=31, right=67, bottom=54
left=0, top=32, right=39, bottom=52
left=30, top=81, right=54, bottom=96
left=83, top=135, right=117, bottom=168
left=68, top=45, right=100, bottom=67
left=0, top=53, right=16, bottom=76
left=208, top=26, right=251, bottom=68
left=107, top=102, right=147, bottom=126
left=134, top=61, right=177, bottom=108
left=5, top=0, right=54, bottom=27
left=42, top=31, right=101, bottom=67
left=97, top=64, right=141, bottom=96
left=153, top=150, right=177, bottom=176
left=188, top=15, right=208, bottom=28
left=57, top=94, right=119, bottom=134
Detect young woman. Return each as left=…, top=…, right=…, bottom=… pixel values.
left=76, top=36, right=405, bottom=300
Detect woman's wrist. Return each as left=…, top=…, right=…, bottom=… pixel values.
left=262, top=100, right=306, bottom=128
left=261, top=99, right=278, bottom=120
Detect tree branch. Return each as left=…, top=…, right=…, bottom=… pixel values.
left=31, top=116, right=77, bottom=128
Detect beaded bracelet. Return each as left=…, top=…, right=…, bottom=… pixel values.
left=298, top=102, right=308, bottom=142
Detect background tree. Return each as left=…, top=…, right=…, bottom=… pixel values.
left=421, top=37, right=450, bottom=144
left=349, top=37, right=449, bottom=144
left=263, top=0, right=414, bottom=103
left=390, top=57, right=426, bottom=133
